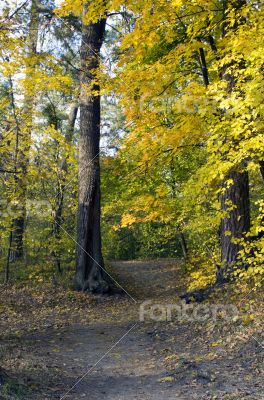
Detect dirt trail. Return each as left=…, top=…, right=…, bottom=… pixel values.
left=2, top=259, right=263, bottom=400
left=27, top=259, right=184, bottom=399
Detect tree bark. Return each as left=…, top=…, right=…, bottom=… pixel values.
left=195, top=0, right=250, bottom=284
left=259, top=161, right=264, bottom=181
left=179, top=232, right=188, bottom=260
left=75, top=18, right=109, bottom=293
left=217, top=170, right=250, bottom=282
left=52, top=101, right=78, bottom=273
left=216, top=0, right=250, bottom=283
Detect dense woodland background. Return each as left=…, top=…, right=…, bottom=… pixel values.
left=0, top=1, right=263, bottom=398
left=0, top=0, right=263, bottom=293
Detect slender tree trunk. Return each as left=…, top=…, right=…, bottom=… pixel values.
left=5, top=230, right=12, bottom=283
left=8, top=216, right=25, bottom=262
left=9, top=0, right=39, bottom=262
left=6, top=76, right=24, bottom=264
left=52, top=101, right=78, bottom=273
left=65, top=102, right=79, bottom=143
left=179, top=232, right=188, bottom=260
left=75, top=18, right=109, bottom=293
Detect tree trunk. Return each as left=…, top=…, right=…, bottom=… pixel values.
left=259, top=161, right=264, bottom=181
left=75, top=18, right=109, bottom=293
left=179, top=232, right=188, bottom=260
left=5, top=231, right=12, bottom=283
left=9, top=0, right=39, bottom=263
left=8, top=216, right=25, bottom=262
left=217, top=170, right=250, bottom=283
left=216, top=0, right=251, bottom=283
left=52, top=101, right=78, bottom=273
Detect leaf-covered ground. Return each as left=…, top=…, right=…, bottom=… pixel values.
left=0, top=259, right=263, bottom=399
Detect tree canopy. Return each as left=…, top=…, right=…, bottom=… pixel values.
left=0, top=0, right=263, bottom=293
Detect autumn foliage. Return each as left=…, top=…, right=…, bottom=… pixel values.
left=0, top=0, right=263, bottom=293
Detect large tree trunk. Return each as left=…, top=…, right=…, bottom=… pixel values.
left=197, top=21, right=250, bottom=283
left=216, top=0, right=250, bottom=283
left=75, top=18, right=109, bottom=293
left=259, top=161, right=264, bottom=181
left=9, top=0, right=39, bottom=263
left=217, top=170, right=250, bottom=283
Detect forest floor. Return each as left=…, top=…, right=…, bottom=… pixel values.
left=0, top=259, right=263, bottom=400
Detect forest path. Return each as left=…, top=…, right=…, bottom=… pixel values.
left=2, top=259, right=263, bottom=400
left=30, top=259, right=185, bottom=400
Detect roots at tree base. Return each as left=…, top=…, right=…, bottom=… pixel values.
left=75, top=263, right=110, bottom=294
